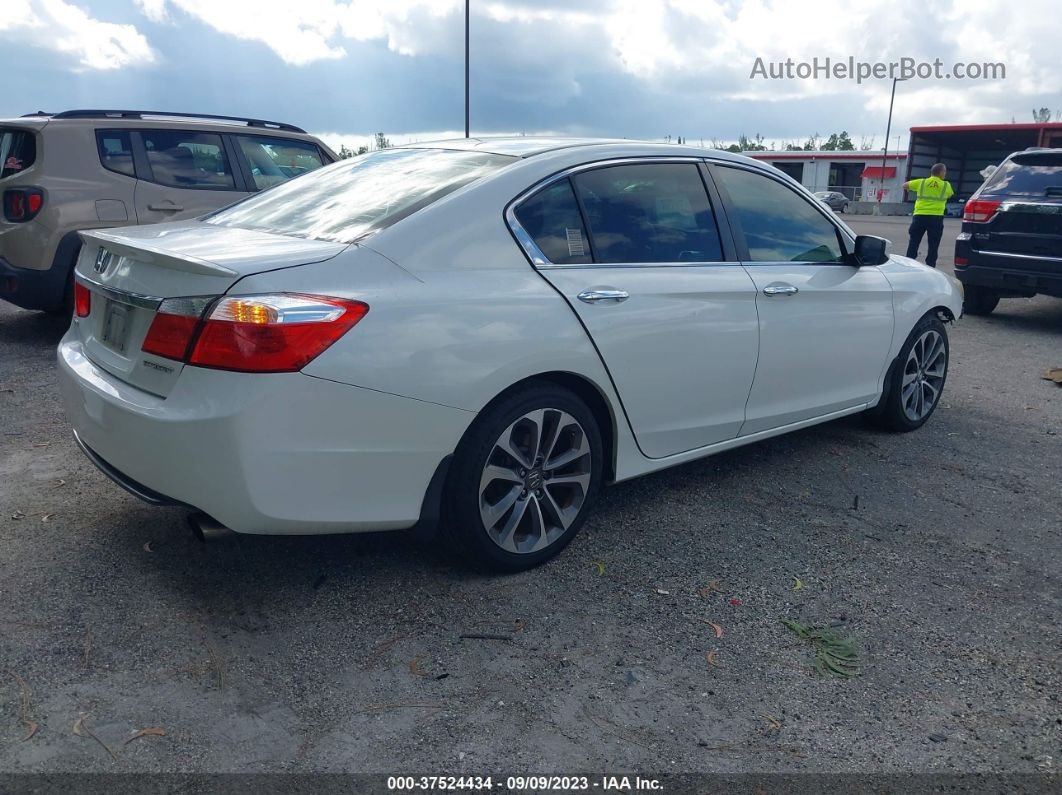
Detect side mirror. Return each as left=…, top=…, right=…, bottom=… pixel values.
left=852, top=234, right=890, bottom=266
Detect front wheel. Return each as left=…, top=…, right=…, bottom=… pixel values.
left=867, top=313, right=949, bottom=432
left=443, top=385, right=603, bottom=571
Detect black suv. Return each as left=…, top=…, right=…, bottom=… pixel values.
left=954, top=148, right=1062, bottom=315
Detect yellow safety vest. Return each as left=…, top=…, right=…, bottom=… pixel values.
left=909, top=176, right=954, bottom=216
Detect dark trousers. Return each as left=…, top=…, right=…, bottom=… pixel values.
left=906, top=215, right=945, bottom=267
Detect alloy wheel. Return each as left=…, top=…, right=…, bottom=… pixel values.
left=901, top=329, right=947, bottom=422
left=478, top=408, right=593, bottom=555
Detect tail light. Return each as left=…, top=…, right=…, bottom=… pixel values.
left=3, top=187, right=44, bottom=222
left=954, top=256, right=968, bottom=267
left=142, top=294, right=368, bottom=373
left=74, top=280, right=92, bottom=317
left=963, top=199, right=1002, bottom=223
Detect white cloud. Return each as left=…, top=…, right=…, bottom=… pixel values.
left=3, top=0, right=155, bottom=71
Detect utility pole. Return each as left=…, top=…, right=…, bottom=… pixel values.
left=464, top=0, right=470, bottom=138
left=881, top=77, right=907, bottom=201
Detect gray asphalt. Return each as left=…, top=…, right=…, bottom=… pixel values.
left=1, top=217, right=1059, bottom=780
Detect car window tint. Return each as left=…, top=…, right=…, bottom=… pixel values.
left=981, top=153, right=1062, bottom=197
left=237, top=135, right=324, bottom=191
left=140, top=130, right=235, bottom=190
left=96, top=130, right=135, bottom=178
left=572, top=163, right=723, bottom=263
left=0, top=128, right=36, bottom=180
left=714, top=166, right=844, bottom=262
left=206, top=148, right=514, bottom=243
left=513, top=179, right=591, bottom=265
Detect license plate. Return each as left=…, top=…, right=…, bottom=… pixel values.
left=101, top=301, right=130, bottom=353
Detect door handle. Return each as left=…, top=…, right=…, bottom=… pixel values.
left=762, top=283, right=799, bottom=297
left=147, top=203, right=184, bottom=212
left=577, top=289, right=629, bottom=304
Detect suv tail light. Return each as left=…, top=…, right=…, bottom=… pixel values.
left=142, top=294, right=368, bottom=373
left=963, top=199, right=1002, bottom=223
left=3, top=187, right=44, bottom=222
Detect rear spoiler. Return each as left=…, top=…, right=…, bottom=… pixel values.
left=78, top=229, right=238, bottom=278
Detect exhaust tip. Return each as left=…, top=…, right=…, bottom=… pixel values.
left=188, top=512, right=235, bottom=543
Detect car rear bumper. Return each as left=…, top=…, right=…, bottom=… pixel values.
left=954, top=258, right=1062, bottom=298
left=57, top=333, right=473, bottom=534
left=0, top=255, right=68, bottom=311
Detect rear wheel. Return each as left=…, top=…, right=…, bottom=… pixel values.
left=963, top=285, right=1000, bottom=316
left=443, top=385, right=602, bottom=571
left=867, top=313, right=949, bottom=432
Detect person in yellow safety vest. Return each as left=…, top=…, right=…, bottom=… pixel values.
left=902, top=163, right=955, bottom=268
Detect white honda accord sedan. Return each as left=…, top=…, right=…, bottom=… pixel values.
left=58, top=138, right=962, bottom=570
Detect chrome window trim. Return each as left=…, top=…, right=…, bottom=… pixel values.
left=505, top=156, right=728, bottom=270
left=74, top=274, right=162, bottom=310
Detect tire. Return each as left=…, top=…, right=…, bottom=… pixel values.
left=442, top=385, right=603, bottom=571
left=963, top=285, right=1000, bottom=316
left=840, top=203, right=848, bottom=214
left=867, top=312, right=949, bottom=432
left=44, top=244, right=80, bottom=318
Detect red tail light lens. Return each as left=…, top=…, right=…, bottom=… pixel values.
left=141, top=294, right=368, bottom=373
left=963, top=199, right=1002, bottom=223
left=954, top=256, right=968, bottom=267
left=3, top=187, right=44, bottom=222
left=74, top=281, right=91, bottom=318
left=189, top=295, right=368, bottom=372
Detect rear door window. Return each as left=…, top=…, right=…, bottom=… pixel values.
left=1, top=128, right=36, bottom=179
left=571, top=163, right=724, bottom=263
left=140, top=130, right=235, bottom=190
left=96, top=130, right=135, bottom=177
left=237, top=135, right=325, bottom=190
left=981, top=153, right=1062, bottom=198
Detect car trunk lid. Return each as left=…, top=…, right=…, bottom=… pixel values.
left=73, top=223, right=348, bottom=397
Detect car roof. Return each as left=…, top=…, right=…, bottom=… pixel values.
left=398, top=135, right=769, bottom=165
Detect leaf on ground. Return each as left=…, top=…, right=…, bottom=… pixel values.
left=41, top=513, right=55, bottom=523
left=125, top=727, right=166, bottom=744
left=703, top=620, right=723, bottom=639
left=591, top=561, right=605, bottom=576
left=143, top=541, right=153, bottom=553
left=656, top=588, right=670, bottom=595
left=409, top=656, right=429, bottom=678
left=53, top=479, right=66, bottom=488
left=764, top=715, right=783, bottom=730
left=705, top=650, right=719, bottom=667
left=791, top=576, right=804, bottom=592
left=782, top=619, right=861, bottom=678
left=1042, top=367, right=1062, bottom=384
left=699, top=580, right=724, bottom=596
left=10, top=672, right=37, bottom=741
left=729, top=598, right=743, bottom=607
left=72, top=715, right=117, bottom=760
left=513, top=619, right=525, bottom=633
left=11, top=511, right=25, bottom=520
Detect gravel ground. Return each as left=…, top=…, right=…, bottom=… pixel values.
left=1, top=217, right=1059, bottom=782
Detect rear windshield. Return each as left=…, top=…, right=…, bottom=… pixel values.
left=206, top=148, right=515, bottom=243
left=1, top=128, right=37, bottom=180
left=981, top=153, right=1062, bottom=198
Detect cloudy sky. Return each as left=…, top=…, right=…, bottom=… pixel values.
left=3, top=0, right=1059, bottom=152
